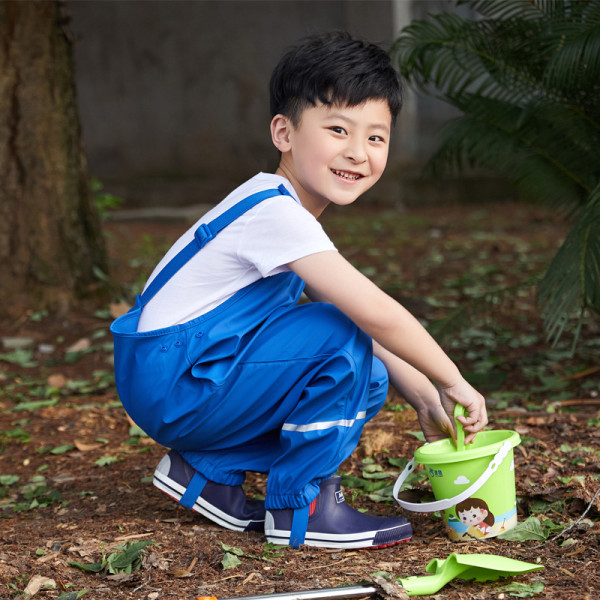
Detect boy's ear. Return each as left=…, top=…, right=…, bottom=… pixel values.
left=270, top=114, right=293, bottom=153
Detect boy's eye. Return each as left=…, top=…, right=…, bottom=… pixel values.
left=329, top=126, right=347, bottom=135
left=369, top=135, right=385, bottom=143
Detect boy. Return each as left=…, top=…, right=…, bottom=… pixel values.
left=111, top=31, right=487, bottom=550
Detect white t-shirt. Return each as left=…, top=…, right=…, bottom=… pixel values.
left=136, top=173, right=336, bottom=332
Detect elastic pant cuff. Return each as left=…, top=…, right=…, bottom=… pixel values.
left=179, top=451, right=246, bottom=486
left=265, top=479, right=325, bottom=510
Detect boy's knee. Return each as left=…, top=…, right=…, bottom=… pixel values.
left=302, top=302, right=368, bottom=346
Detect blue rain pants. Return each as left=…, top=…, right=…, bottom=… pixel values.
left=111, top=184, right=389, bottom=510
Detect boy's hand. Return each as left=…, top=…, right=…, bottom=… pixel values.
left=415, top=402, right=456, bottom=443
left=437, top=377, right=487, bottom=445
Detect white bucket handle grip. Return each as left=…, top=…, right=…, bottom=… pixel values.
left=393, top=439, right=513, bottom=513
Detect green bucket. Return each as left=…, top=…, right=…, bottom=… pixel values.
left=394, top=405, right=521, bottom=541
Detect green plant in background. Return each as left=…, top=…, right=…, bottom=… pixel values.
left=91, top=177, right=123, bottom=219
left=392, top=0, right=600, bottom=349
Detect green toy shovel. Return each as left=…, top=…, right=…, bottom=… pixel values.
left=398, top=552, right=544, bottom=596
left=214, top=553, right=544, bottom=600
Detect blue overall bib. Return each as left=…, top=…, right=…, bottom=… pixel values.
left=111, top=184, right=389, bottom=510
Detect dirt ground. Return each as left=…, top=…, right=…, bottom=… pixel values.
left=1, top=200, right=599, bottom=600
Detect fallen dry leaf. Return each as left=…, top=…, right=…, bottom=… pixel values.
left=24, top=575, right=56, bottom=596
left=66, top=337, right=91, bottom=353
left=170, top=568, right=195, bottom=578
left=106, top=573, right=134, bottom=583
left=143, top=551, right=170, bottom=571
left=372, top=575, right=409, bottom=600
left=74, top=439, right=104, bottom=452
left=67, top=538, right=104, bottom=560
left=47, top=373, right=68, bottom=388
left=110, top=301, right=131, bottom=318
left=526, top=416, right=548, bottom=426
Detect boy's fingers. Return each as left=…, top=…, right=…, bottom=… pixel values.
left=441, top=421, right=456, bottom=445
left=455, top=410, right=487, bottom=445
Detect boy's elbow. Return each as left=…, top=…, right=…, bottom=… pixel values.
left=352, top=294, right=399, bottom=339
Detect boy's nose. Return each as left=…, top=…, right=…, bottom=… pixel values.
left=344, top=139, right=367, bottom=163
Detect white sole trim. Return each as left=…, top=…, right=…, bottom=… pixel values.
left=153, top=470, right=264, bottom=532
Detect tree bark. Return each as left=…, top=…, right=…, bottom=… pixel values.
left=0, top=0, right=108, bottom=319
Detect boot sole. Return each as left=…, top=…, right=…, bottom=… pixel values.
left=153, top=469, right=264, bottom=532
left=264, top=524, right=412, bottom=549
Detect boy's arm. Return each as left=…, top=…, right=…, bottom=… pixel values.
left=292, top=250, right=487, bottom=443
left=373, top=341, right=456, bottom=442
left=304, top=282, right=453, bottom=441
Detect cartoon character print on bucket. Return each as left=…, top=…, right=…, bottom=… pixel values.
left=393, top=404, right=520, bottom=541
left=455, top=497, right=495, bottom=536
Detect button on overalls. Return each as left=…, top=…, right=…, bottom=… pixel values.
left=111, top=184, right=389, bottom=510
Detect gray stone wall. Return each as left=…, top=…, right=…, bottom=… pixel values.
left=69, top=0, right=403, bottom=206
left=69, top=0, right=509, bottom=207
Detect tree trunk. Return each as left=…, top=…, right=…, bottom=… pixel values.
left=0, top=0, right=108, bottom=319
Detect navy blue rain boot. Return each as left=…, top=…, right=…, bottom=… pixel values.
left=264, top=476, right=412, bottom=549
left=153, top=450, right=265, bottom=532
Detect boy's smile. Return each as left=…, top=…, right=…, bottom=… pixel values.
left=272, top=100, right=391, bottom=217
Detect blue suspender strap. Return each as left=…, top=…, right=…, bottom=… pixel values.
left=139, top=184, right=292, bottom=307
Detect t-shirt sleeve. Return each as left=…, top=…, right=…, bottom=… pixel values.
left=237, top=196, right=337, bottom=277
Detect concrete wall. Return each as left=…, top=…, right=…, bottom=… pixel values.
left=69, top=0, right=502, bottom=207
left=69, top=0, right=402, bottom=206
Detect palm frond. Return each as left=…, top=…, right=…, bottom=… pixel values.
left=393, top=0, right=600, bottom=345
left=537, top=183, right=600, bottom=349
left=426, top=97, right=597, bottom=206
left=428, top=277, right=540, bottom=343
left=392, top=13, right=553, bottom=104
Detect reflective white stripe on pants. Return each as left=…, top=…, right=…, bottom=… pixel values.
left=282, top=411, right=367, bottom=433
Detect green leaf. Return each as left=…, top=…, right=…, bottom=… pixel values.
left=56, top=591, right=88, bottom=600
left=0, top=428, right=30, bottom=443
left=12, top=398, right=59, bottom=411
left=0, top=475, right=19, bottom=486
left=497, top=516, right=547, bottom=541
left=68, top=560, right=105, bottom=573
left=220, top=542, right=244, bottom=556
left=388, top=457, right=409, bottom=469
left=0, top=348, right=37, bottom=367
left=498, top=581, right=545, bottom=597
left=108, top=540, right=154, bottom=572
left=560, top=538, right=578, bottom=547
left=128, top=424, right=147, bottom=437
left=370, top=570, right=391, bottom=579
left=221, top=552, right=242, bottom=570
left=50, top=444, right=75, bottom=455
left=361, top=470, right=391, bottom=480
left=339, top=474, right=391, bottom=494
left=95, top=456, right=118, bottom=467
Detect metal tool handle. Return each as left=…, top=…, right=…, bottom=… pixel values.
left=219, top=586, right=378, bottom=600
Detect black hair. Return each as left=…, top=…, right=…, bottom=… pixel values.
left=270, top=31, right=402, bottom=126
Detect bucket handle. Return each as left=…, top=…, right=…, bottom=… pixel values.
left=393, top=439, right=513, bottom=513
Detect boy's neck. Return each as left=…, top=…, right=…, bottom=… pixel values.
left=275, top=165, right=328, bottom=219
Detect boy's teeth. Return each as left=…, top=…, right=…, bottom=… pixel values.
left=333, top=169, right=360, bottom=180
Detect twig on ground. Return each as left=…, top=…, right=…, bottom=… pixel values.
left=531, top=484, right=600, bottom=549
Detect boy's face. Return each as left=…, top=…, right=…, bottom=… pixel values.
left=272, top=100, right=391, bottom=217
